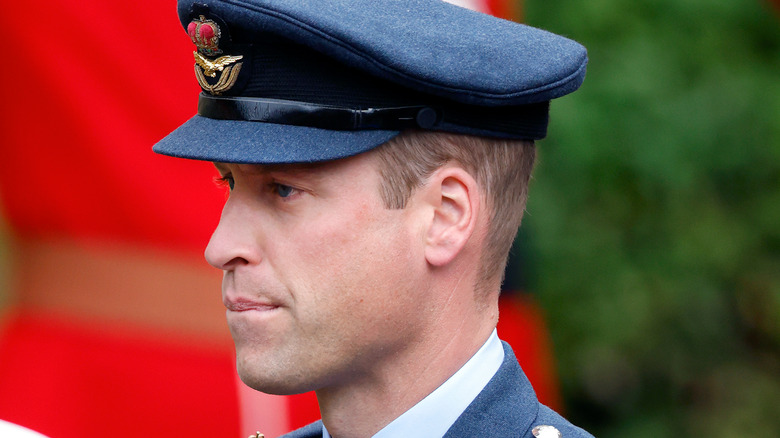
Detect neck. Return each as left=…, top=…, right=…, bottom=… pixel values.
left=316, top=293, right=498, bottom=438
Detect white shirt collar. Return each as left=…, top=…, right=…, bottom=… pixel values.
left=323, top=329, right=504, bottom=438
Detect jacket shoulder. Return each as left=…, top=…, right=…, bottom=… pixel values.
left=444, top=342, right=594, bottom=437
left=533, top=404, right=594, bottom=438
left=277, top=421, right=323, bottom=438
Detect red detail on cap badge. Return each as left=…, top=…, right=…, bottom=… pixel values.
left=188, top=15, right=222, bottom=56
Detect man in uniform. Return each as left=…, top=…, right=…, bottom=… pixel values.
left=155, top=0, right=591, bottom=436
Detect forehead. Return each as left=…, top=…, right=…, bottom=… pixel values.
left=214, top=161, right=320, bottom=174
left=213, top=152, right=378, bottom=178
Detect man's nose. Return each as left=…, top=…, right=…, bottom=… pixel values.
left=204, top=197, right=261, bottom=270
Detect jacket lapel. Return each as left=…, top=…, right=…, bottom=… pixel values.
left=443, top=342, right=539, bottom=437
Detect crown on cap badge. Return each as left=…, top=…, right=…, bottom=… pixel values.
left=188, top=14, right=243, bottom=95
left=188, top=15, right=222, bottom=56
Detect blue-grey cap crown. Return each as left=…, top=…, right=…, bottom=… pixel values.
left=154, top=0, right=587, bottom=164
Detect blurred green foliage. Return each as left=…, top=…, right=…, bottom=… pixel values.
left=522, top=0, right=780, bottom=436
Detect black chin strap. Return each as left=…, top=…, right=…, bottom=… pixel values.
left=198, top=93, right=441, bottom=130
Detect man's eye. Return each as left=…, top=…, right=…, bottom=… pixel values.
left=216, top=175, right=234, bottom=190
left=274, top=183, right=297, bottom=198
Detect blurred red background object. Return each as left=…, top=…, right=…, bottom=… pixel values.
left=0, top=0, right=560, bottom=436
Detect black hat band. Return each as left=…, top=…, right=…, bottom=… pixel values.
left=198, top=94, right=441, bottom=130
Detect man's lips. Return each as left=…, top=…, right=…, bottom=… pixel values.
left=224, top=297, right=280, bottom=312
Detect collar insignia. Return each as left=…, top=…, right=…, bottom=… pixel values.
left=532, top=425, right=562, bottom=438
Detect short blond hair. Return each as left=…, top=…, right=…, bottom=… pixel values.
left=373, top=130, right=536, bottom=294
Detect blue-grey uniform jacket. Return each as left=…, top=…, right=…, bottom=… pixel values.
left=280, top=342, right=593, bottom=437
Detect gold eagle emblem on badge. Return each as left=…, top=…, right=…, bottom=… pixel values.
left=193, top=51, right=244, bottom=95
left=194, top=52, right=243, bottom=77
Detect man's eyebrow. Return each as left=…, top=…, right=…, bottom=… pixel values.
left=264, top=162, right=323, bottom=173
left=211, top=161, right=329, bottom=180
left=265, top=163, right=331, bottom=186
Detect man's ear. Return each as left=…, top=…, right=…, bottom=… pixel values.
left=423, top=166, right=480, bottom=267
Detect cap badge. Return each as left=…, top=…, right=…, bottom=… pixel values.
left=188, top=15, right=243, bottom=95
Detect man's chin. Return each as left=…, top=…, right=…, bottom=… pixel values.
left=238, top=374, right=312, bottom=396
left=235, top=355, right=315, bottom=396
